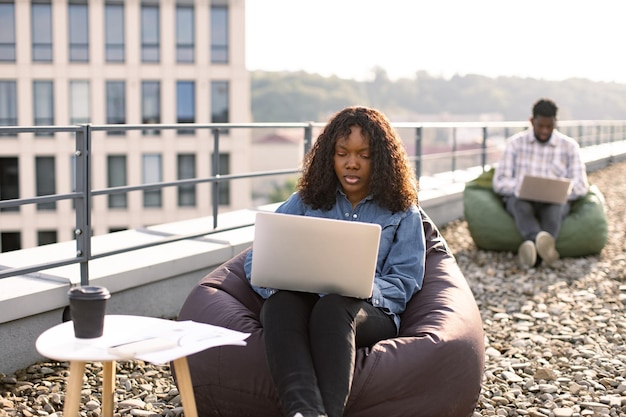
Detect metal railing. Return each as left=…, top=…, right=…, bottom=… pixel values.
left=1, top=119, right=625, bottom=284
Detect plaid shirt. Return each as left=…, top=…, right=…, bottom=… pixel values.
left=493, top=128, right=589, bottom=200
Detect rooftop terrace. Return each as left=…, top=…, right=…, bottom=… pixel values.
left=1, top=120, right=626, bottom=374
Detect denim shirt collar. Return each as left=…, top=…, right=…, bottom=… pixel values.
left=336, top=186, right=374, bottom=206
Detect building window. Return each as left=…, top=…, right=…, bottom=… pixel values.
left=176, top=5, right=194, bottom=63
left=211, top=80, right=229, bottom=123
left=33, top=81, right=54, bottom=136
left=69, top=80, right=90, bottom=124
left=210, top=5, right=228, bottom=64
left=141, top=4, right=160, bottom=63
left=141, top=81, right=160, bottom=135
left=0, top=81, right=17, bottom=131
left=177, top=154, right=196, bottom=207
left=32, top=2, right=52, bottom=62
left=1, top=231, right=20, bottom=252
left=68, top=2, right=89, bottom=62
left=142, top=154, right=162, bottom=207
left=0, top=2, right=16, bottom=62
left=212, top=152, right=230, bottom=205
left=38, top=230, right=57, bottom=246
left=36, top=156, right=56, bottom=210
left=177, top=81, right=195, bottom=134
left=106, top=81, right=125, bottom=135
left=107, top=155, right=127, bottom=208
left=105, top=2, right=125, bottom=62
left=0, top=157, right=19, bottom=212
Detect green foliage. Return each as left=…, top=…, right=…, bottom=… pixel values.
left=251, top=70, right=626, bottom=122
left=268, top=177, right=298, bottom=204
left=251, top=71, right=369, bottom=122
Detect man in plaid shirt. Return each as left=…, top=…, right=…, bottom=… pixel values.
left=493, top=98, right=589, bottom=268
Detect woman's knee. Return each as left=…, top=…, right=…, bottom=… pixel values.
left=261, top=291, right=317, bottom=325
left=314, top=294, right=355, bottom=312
left=310, top=294, right=359, bottom=328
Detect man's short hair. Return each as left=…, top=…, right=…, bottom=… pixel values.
left=532, top=99, right=558, bottom=119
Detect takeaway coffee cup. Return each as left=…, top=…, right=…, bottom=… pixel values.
left=67, top=286, right=111, bottom=338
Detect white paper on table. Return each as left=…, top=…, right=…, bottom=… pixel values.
left=94, top=320, right=250, bottom=364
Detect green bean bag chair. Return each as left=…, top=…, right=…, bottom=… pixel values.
left=463, top=168, right=607, bottom=257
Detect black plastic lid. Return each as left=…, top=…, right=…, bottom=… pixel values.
left=68, top=286, right=111, bottom=300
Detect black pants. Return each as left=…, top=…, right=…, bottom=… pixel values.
left=504, top=195, right=570, bottom=241
left=260, top=291, right=396, bottom=417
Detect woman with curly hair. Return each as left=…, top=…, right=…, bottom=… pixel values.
left=244, top=106, right=426, bottom=417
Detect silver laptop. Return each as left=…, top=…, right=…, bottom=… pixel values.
left=250, top=211, right=381, bottom=299
left=518, top=175, right=572, bottom=204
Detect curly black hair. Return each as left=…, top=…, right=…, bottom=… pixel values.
left=297, top=106, right=419, bottom=213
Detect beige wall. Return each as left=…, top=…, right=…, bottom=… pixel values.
left=0, top=0, right=251, bottom=249
left=250, top=131, right=305, bottom=205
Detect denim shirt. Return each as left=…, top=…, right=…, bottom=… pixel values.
left=244, top=190, right=426, bottom=331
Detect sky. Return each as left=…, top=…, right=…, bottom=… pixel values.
left=246, top=0, right=626, bottom=84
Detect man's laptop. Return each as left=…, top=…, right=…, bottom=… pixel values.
left=250, top=211, right=381, bottom=299
left=517, top=175, right=572, bottom=204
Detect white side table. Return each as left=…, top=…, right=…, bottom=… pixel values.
left=36, top=315, right=249, bottom=417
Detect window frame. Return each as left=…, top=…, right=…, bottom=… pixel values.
left=69, top=80, right=90, bottom=125
left=142, top=153, right=162, bottom=208
left=141, top=4, right=160, bottom=63
left=105, top=2, right=125, bottom=62
left=210, top=80, right=229, bottom=124
left=107, top=155, right=128, bottom=208
left=176, top=80, right=195, bottom=134
left=176, top=4, right=194, bottom=63
left=177, top=153, right=196, bottom=207
left=106, top=80, right=126, bottom=135
left=141, top=80, right=161, bottom=135
left=35, top=156, right=56, bottom=211
left=31, top=2, right=53, bottom=62
left=68, top=2, right=89, bottom=62
left=0, top=80, right=17, bottom=129
left=210, top=4, right=229, bottom=64
left=212, top=152, right=230, bottom=206
left=0, top=157, right=19, bottom=212
left=0, top=2, right=16, bottom=62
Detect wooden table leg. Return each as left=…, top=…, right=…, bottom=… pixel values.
left=171, top=357, right=198, bottom=417
left=64, top=361, right=86, bottom=417
left=102, top=361, right=116, bottom=417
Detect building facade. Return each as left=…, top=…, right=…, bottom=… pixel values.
left=0, top=0, right=251, bottom=252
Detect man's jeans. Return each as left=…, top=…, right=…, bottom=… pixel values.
left=504, top=195, right=570, bottom=241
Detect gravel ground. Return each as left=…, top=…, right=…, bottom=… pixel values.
left=1, top=160, right=625, bottom=417
left=442, top=160, right=626, bottom=417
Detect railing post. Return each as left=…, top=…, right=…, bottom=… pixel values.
left=451, top=127, right=457, bottom=175
left=304, top=123, right=313, bottom=155
left=482, top=126, right=488, bottom=171
left=415, top=126, right=422, bottom=179
left=578, top=125, right=584, bottom=147
left=74, top=125, right=92, bottom=286
left=211, top=128, right=220, bottom=229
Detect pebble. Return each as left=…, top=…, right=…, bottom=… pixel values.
left=1, top=161, right=626, bottom=416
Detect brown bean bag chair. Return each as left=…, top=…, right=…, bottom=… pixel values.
left=176, top=208, right=485, bottom=417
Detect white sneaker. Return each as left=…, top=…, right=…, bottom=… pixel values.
left=292, top=414, right=304, bottom=417
left=518, top=240, right=537, bottom=268
left=536, top=231, right=559, bottom=265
